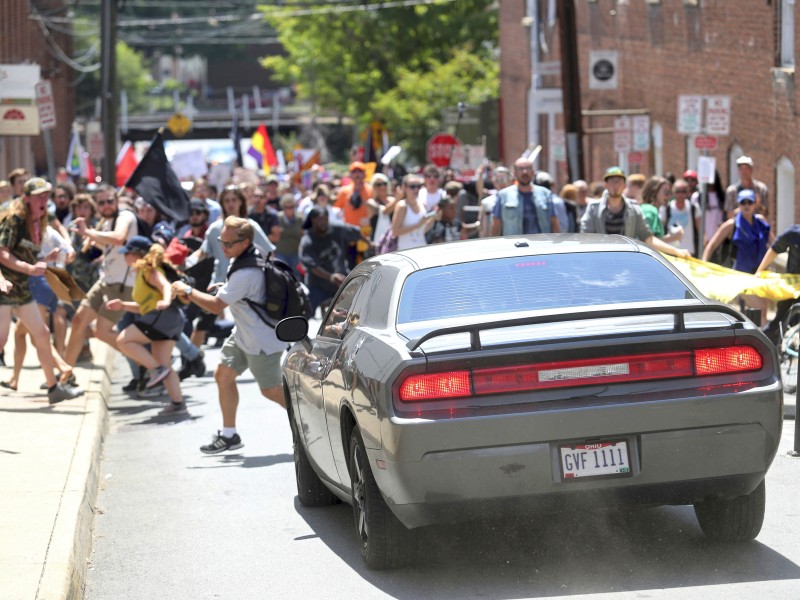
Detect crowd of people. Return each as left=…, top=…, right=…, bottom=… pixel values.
left=0, top=150, right=791, bottom=452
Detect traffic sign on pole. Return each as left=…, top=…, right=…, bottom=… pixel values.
left=613, top=116, right=632, bottom=153
left=632, top=115, right=651, bottom=151
left=34, top=80, right=56, bottom=131
left=705, top=96, right=731, bottom=136
left=426, top=132, right=461, bottom=168
left=677, top=96, right=703, bottom=135
left=694, top=135, right=718, bottom=151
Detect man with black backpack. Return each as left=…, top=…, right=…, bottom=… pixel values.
left=172, top=216, right=288, bottom=454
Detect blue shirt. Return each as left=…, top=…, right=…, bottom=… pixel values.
left=492, top=189, right=557, bottom=234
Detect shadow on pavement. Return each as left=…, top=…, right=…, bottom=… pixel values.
left=294, top=498, right=800, bottom=598
left=187, top=452, right=293, bottom=469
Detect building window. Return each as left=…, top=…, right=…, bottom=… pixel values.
left=776, top=157, right=795, bottom=234
left=781, top=0, right=796, bottom=68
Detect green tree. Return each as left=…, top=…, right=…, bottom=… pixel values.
left=261, top=0, right=498, bottom=161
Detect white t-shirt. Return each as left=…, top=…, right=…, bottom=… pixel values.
left=40, top=226, right=74, bottom=265
left=419, top=187, right=444, bottom=211
left=101, top=210, right=137, bottom=287
left=217, top=267, right=285, bottom=356
left=663, top=199, right=700, bottom=255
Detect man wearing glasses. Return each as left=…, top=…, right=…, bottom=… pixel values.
left=172, top=216, right=287, bottom=454
left=63, top=184, right=139, bottom=376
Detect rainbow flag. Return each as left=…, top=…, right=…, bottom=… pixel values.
left=247, top=124, right=278, bottom=176
left=65, top=128, right=83, bottom=176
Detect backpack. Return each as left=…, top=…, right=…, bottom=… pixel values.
left=375, top=227, right=398, bottom=255
left=227, top=244, right=313, bottom=327
left=664, top=201, right=700, bottom=258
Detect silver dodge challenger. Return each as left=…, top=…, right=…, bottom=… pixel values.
left=276, top=234, right=783, bottom=569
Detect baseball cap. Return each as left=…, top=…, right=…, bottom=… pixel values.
left=349, top=161, right=366, bottom=173
left=683, top=170, right=698, bottom=180
left=24, top=177, right=52, bottom=196
left=265, top=174, right=279, bottom=184
left=737, top=189, right=756, bottom=203
left=604, top=166, right=626, bottom=180
left=370, top=173, right=389, bottom=185
left=534, top=171, right=554, bottom=188
left=119, top=235, right=152, bottom=254
left=189, top=198, right=209, bottom=213
left=736, top=156, right=754, bottom=167
left=151, top=222, right=175, bottom=247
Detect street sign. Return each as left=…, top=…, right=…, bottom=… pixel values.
left=613, top=116, right=632, bottom=153
left=426, top=132, right=461, bottom=168
left=167, top=112, right=192, bottom=138
left=632, top=115, right=651, bottom=151
left=589, top=50, right=618, bottom=90
left=628, top=151, right=644, bottom=165
left=705, top=96, right=731, bottom=136
left=694, top=135, right=718, bottom=150
left=537, top=61, right=561, bottom=76
left=551, top=129, right=566, bottom=161
left=34, top=80, right=56, bottom=131
left=677, top=95, right=703, bottom=135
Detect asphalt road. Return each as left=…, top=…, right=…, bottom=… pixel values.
left=84, top=347, right=800, bottom=600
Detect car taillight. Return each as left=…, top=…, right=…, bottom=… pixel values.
left=398, top=345, right=763, bottom=402
left=399, top=371, right=472, bottom=402
left=694, top=345, right=762, bottom=375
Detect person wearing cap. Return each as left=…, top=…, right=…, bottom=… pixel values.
left=176, top=198, right=210, bottom=242
left=264, top=174, right=281, bottom=210
left=725, top=156, right=769, bottom=219
left=335, top=162, right=373, bottom=265
left=105, top=236, right=188, bottom=415
left=703, top=188, right=773, bottom=273
left=63, top=183, right=140, bottom=386
left=581, top=167, right=691, bottom=259
left=171, top=216, right=287, bottom=453
left=7, top=168, right=29, bottom=199
left=490, top=157, right=560, bottom=237
left=274, top=193, right=303, bottom=274
left=0, top=177, right=84, bottom=404
left=682, top=170, right=699, bottom=195
left=299, top=206, right=365, bottom=313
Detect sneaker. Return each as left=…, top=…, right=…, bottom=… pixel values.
left=145, top=366, right=171, bottom=389
left=179, top=353, right=206, bottom=381
left=137, top=383, right=166, bottom=399
left=122, top=378, right=142, bottom=393
left=48, top=383, right=85, bottom=405
left=200, top=431, right=243, bottom=454
left=158, top=401, right=188, bottom=416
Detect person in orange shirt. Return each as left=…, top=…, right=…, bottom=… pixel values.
left=334, top=161, right=373, bottom=264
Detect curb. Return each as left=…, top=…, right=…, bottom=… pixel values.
left=35, top=344, right=114, bottom=600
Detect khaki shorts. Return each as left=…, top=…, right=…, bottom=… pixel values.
left=220, top=335, right=282, bottom=389
left=82, top=280, right=133, bottom=323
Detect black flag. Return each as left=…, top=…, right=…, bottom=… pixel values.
left=125, top=129, right=190, bottom=222
left=230, top=111, right=243, bottom=168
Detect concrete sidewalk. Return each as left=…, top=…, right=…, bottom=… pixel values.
left=0, top=337, right=113, bottom=600
left=0, top=333, right=797, bottom=600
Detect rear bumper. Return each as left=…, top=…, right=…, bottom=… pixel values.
left=373, top=387, right=781, bottom=529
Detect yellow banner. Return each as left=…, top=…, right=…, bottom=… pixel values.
left=663, top=255, right=800, bottom=303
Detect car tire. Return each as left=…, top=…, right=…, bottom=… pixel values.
left=693, top=479, right=766, bottom=542
left=291, top=414, right=336, bottom=507
left=349, top=429, right=408, bottom=569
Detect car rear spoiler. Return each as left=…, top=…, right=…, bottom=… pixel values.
left=405, top=303, right=749, bottom=352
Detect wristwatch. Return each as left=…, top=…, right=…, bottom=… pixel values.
left=185, top=285, right=193, bottom=296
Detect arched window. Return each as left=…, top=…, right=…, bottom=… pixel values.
left=776, top=156, right=796, bottom=234
left=652, top=122, right=663, bottom=177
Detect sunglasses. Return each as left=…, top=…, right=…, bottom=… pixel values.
left=425, top=174, right=440, bottom=179
left=373, top=182, right=387, bottom=187
left=406, top=184, right=422, bottom=190
left=739, top=200, right=755, bottom=206
left=190, top=210, right=206, bottom=215
left=218, top=236, right=245, bottom=249
left=96, top=199, right=114, bottom=206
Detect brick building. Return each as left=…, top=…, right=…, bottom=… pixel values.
left=500, top=0, right=798, bottom=231
left=0, top=0, right=75, bottom=179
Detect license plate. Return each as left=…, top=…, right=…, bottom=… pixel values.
left=560, top=440, right=631, bottom=480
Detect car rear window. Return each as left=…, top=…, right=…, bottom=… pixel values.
left=397, top=252, right=693, bottom=324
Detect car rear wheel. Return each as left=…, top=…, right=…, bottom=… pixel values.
left=349, top=429, right=408, bottom=569
left=693, top=480, right=766, bottom=542
left=291, top=414, right=336, bottom=507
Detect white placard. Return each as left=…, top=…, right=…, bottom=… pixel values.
left=677, top=95, right=703, bottom=135
left=697, top=156, right=716, bottom=184
left=705, top=96, right=731, bottom=136
left=632, top=115, right=651, bottom=151
left=171, top=149, right=208, bottom=179
left=589, top=50, right=618, bottom=90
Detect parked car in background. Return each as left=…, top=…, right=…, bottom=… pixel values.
left=277, top=234, right=783, bottom=569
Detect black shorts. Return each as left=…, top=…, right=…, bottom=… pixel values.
left=132, top=306, right=185, bottom=341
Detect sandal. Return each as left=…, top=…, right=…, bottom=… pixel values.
left=1, top=381, right=18, bottom=391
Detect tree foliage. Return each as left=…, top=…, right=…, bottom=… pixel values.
left=260, top=0, right=498, bottom=160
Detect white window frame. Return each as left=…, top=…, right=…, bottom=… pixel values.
left=776, top=156, right=796, bottom=235
left=781, top=0, right=796, bottom=68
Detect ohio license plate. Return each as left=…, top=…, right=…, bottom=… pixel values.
left=560, top=440, right=631, bottom=480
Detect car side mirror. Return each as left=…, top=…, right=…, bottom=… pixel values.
left=276, top=316, right=309, bottom=343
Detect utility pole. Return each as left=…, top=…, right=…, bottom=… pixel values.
left=557, top=0, right=584, bottom=181
left=101, top=0, right=117, bottom=183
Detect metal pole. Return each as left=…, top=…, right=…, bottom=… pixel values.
left=272, top=93, right=280, bottom=144
left=794, top=362, right=800, bottom=455
left=100, top=0, right=117, bottom=184
left=557, top=0, right=584, bottom=181
left=526, top=0, right=539, bottom=152
left=447, top=102, right=465, bottom=168
left=42, top=129, right=56, bottom=184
